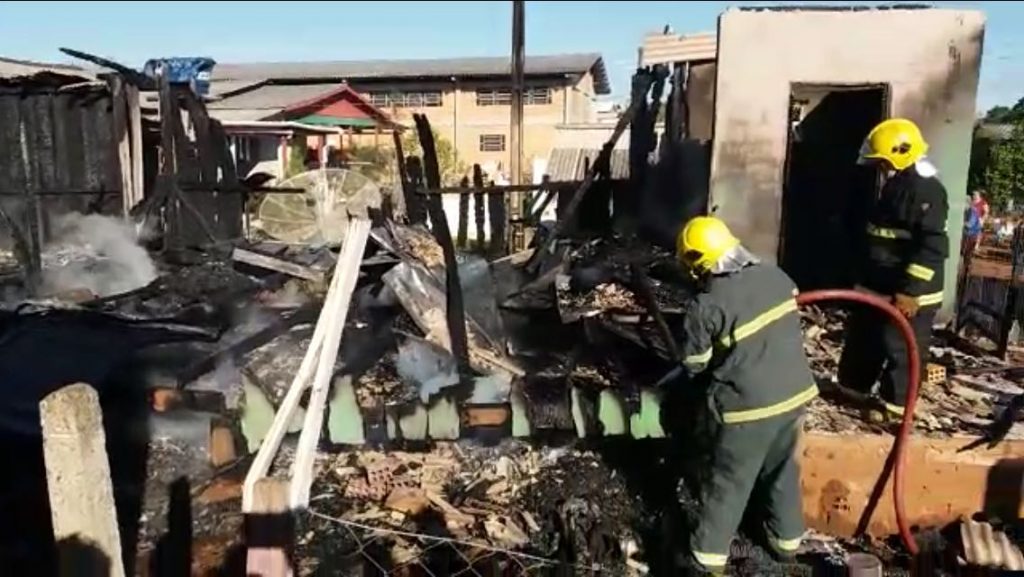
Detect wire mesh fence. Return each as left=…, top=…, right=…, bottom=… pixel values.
left=305, top=510, right=585, bottom=577
left=307, top=510, right=598, bottom=577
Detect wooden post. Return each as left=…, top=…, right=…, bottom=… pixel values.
left=108, top=76, right=133, bottom=217
left=457, top=176, right=469, bottom=248
left=40, top=383, right=126, bottom=577
left=126, top=84, right=144, bottom=209
left=487, top=180, right=506, bottom=257
left=245, top=479, right=294, bottom=577
left=473, top=164, right=486, bottom=248
left=509, top=0, right=526, bottom=252
left=414, top=114, right=472, bottom=385
left=509, top=0, right=525, bottom=188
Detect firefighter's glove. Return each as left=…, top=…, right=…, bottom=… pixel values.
left=893, top=293, right=919, bottom=318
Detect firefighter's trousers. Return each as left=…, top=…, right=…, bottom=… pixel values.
left=690, top=410, right=805, bottom=573
left=838, top=302, right=936, bottom=408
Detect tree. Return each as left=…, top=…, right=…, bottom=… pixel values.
left=400, top=129, right=468, bottom=185
left=984, top=97, right=1024, bottom=124
left=346, top=144, right=398, bottom=184
left=329, top=129, right=467, bottom=187
left=285, top=138, right=308, bottom=179
left=984, top=121, right=1024, bottom=210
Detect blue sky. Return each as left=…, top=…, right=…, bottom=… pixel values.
left=0, top=0, right=1021, bottom=111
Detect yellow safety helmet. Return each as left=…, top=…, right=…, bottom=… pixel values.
left=860, top=118, right=929, bottom=171
left=676, top=216, right=740, bottom=275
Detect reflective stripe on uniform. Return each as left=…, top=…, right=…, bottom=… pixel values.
left=693, top=551, right=728, bottom=568
left=720, top=299, right=798, bottom=348
left=866, top=224, right=912, bottom=240
left=772, top=535, right=803, bottom=553
left=906, top=263, right=935, bottom=281
left=685, top=348, right=713, bottom=369
left=721, top=384, right=819, bottom=424
left=884, top=402, right=906, bottom=417
left=916, top=291, right=944, bottom=306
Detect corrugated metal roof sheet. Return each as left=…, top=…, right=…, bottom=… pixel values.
left=208, top=83, right=343, bottom=112
left=552, top=125, right=632, bottom=150
left=961, top=519, right=1024, bottom=570
left=546, top=148, right=630, bottom=181
left=211, top=53, right=611, bottom=95
left=220, top=120, right=340, bottom=135
left=0, top=56, right=92, bottom=82
left=209, top=79, right=265, bottom=97
left=640, top=32, right=717, bottom=66
left=206, top=108, right=278, bottom=122
left=207, top=82, right=396, bottom=129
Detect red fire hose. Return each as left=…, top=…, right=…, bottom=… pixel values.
left=795, top=289, right=921, bottom=556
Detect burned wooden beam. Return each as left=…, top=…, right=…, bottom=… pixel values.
left=488, top=182, right=506, bottom=257
left=395, top=133, right=427, bottom=226
left=405, top=156, right=428, bottom=226
left=630, top=263, right=679, bottom=360
left=457, top=176, right=469, bottom=249
left=525, top=79, right=650, bottom=272
left=473, top=164, right=486, bottom=248
left=231, top=247, right=326, bottom=283
left=59, top=47, right=154, bottom=90
left=176, top=303, right=319, bottom=387
left=414, top=113, right=472, bottom=385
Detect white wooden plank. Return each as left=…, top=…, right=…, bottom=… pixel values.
left=242, top=269, right=336, bottom=511
left=290, top=218, right=371, bottom=508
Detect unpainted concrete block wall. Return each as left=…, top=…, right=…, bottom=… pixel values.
left=710, top=8, right=985, bottom=312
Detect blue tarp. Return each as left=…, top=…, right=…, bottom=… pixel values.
left=143, top=57, right=216, bottom=96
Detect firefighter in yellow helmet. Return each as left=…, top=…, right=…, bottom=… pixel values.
left=839, top=118, right=949, bottom=420
left=672, top=216, right=816, bottom=575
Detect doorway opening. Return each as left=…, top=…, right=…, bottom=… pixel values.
left=779, top=83, right=888, bottom=291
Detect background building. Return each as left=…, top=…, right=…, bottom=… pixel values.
left=207, top=53, right=610, bottom=182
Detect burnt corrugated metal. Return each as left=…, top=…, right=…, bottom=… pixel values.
left=641, top=32, right=717, bottom=66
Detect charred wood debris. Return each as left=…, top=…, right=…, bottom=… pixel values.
left=2, top=63, right=1023, bottom=576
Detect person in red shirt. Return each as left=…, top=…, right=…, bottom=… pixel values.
left=973, top=190, right=990, bottom=224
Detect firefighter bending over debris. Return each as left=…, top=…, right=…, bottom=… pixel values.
left=673, top=216, right=818, bottom=575
left=838, top=118, right=949, bottom=421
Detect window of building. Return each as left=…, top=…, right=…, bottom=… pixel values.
left=525, top=87, right=552, bottom=105
left=476, top=89, right=512, bottom=106
left=479, top=134, right=506, bottom=152
left=367, top=91, right=443, bottom=108
left=476, top=87, right=552, bottom=106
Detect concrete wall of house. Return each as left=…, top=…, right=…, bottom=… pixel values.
left=348, top=72, right=597, bottom=182
left=710, top=8, right=985, bottom=311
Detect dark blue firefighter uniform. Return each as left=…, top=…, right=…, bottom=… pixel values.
left=675, top=262, right=817, bottom=573
left=838, top=160, right=949, bottom=411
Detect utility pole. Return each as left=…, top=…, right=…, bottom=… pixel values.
left=509, top=0, right=526, bottom=251
left=510, top=0, right=525, bottom=187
